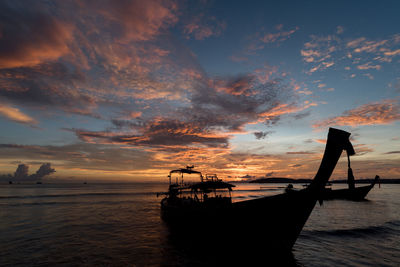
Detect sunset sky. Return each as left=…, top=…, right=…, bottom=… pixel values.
left=0, top=0, right=399, bottom=181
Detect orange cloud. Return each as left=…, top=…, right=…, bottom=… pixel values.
left=259, top=101, right=317, bottom=119
left=0, top=14, right=73, bottom=69
left=286, top=151, right=316, bottom=155
left=0, top=104, right=37, bottom=125
left=384, top=49, right=400, bottom=56
left=254, top=65, right=278, bottom=84
left=212, top=76, right=254, bottom=96
left=313, top=99, right=400, bottom=128
left=353, top=40, right=387, bottom=53
left=357, top=62, right=382, bottom=70
left=94, top=0, right=178, bottom=43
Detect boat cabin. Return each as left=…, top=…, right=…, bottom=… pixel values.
left=166, top=166, right=235, bottom=204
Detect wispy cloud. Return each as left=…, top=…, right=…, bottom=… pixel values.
left=70, top=74, right=297, bottom=151
left=183, top=14, right=226, bottom=40
left=247, top=25, right=299, bottom=53
left=302, top=31, right=400, bottom=74
left=0, top=103, right=37, bottom=125
left=384, top=151, right=400, bottom=154
left=260, top=26, right=299, bottom=44
left=357, top=62, right=381, bottom=70
left=313, top=99, right=400, bottom=128
left=286, top=151, right=315, bottom=155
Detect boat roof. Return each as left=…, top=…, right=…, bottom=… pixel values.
left=169, top=168, right=202, bottom=175
left=169, top=165, right=203, bottom=175
left=190, top=181, right=235, bottom=191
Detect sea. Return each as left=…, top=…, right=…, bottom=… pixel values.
left=0, top=182, right=399, bottom=266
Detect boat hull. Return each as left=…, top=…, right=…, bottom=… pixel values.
left=161, top=189, right=316, bottom=252
left=322, top=184, right=374, bottom=200
left=160, top=128, right=357, bottom=254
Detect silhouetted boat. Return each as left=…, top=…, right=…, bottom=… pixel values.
left=159, top=128, right=357, bottom=253
left=319, top=145, right=379, bottom=200
left=322, top=175, right=379, bottom=200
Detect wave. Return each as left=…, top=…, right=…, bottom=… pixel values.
left=0, top=199, right=142, bottom=207
left=0, top=187, right=285, bottom=200
left=234, top=188, right=284, bottom=192
left=302, top=220, right=400, bottom=239
left=0, top=191, right=154, bottom=199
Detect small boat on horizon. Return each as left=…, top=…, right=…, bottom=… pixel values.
left=322, top=175, right=379, bottom=200
left=158, top=128, right=362, bottom=253
left=320, top=148, right=379, bottom=200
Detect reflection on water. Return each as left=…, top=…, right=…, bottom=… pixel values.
left=0, top=183, right=399, bottom=266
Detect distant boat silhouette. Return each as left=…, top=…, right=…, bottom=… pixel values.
left=318, top=146, right=379, bottom=200
left=322, top=175, right=379, bottom=200
left=159, top=128, right=358, bottom=253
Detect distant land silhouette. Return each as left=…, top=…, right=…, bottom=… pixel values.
left=249, top=177, right=400, bottom=184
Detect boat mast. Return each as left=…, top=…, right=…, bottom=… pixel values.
left=307, top=128, right=355, bottom=193
left=347, top=152, right=355, bottom=190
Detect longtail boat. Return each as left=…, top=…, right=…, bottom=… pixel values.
left=159, top=128, right=357, bottom=252
left=319, top=149, right=380, bottom=200
left=322, top=176, right=379, bottom=200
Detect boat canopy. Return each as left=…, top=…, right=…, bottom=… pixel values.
left=190, top=181, right=235, bottom=191
left=169, top=168, right=202, bottom=175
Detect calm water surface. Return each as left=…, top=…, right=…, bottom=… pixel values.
left=0, top=182, right=399, bottom=266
